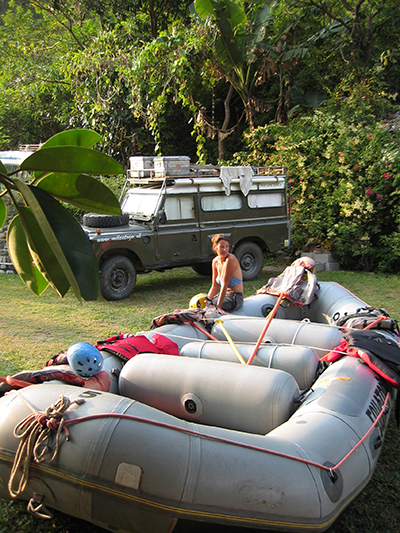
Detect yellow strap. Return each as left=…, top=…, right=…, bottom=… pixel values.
left=214, top=319, right=246, bottom=365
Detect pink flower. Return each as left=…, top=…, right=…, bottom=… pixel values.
left=289, top=178, right=292, bottom=183
left=376, top=193, right=382, bottom=202
left=353, top=164, right=360, bottom=171
left=367, top=134, right=373, bottom=140
left=366, top=188, right=373, bottom=195
left=383, top=172, right=390, bottom=179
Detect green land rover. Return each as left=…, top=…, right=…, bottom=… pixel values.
left=82, top=157, right=291, bottom=300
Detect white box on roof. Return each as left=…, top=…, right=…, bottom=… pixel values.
left=129, top=156, right=154, bottom=170
left=154, top=156, right=190, bottom=177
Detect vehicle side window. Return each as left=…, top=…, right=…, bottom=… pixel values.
left=201, top=194, right=242, bottom=211
left=165, top=196, right=195, bottom=220
left=247, top=193, right=283, bottom=208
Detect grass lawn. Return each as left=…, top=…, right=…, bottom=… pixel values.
left=1, top=266, right=400, bottom=533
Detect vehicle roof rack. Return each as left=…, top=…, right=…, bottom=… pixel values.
left=126, top=164, right=286, bottom=185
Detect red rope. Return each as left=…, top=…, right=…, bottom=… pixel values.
left=62, top=391, right=390, bottom=475
left=10, top=386, right=390, bottom=477
left=333, top=391, right=390, bottom=470
left=363, top=315, right=387, bottom=330
left=187, top=321, right=219, bottom=341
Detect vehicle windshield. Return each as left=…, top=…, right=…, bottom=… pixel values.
left=121, top=190, right=161, bottom=218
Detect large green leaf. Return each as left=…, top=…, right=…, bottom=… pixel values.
left=39, top=129, right=102, bottom=149
left=13, top=179, right=79, bottom=298
left=194, top=0, right=244, bottom=29
left=193, top=0, right=215, bottom=22
left=37, top=173, right=122, bottom=214
left=16, top=205, right=71, bottom=298
left=6, top=214, right=49, bottom=296
left=0, top=160, right=7, bottom=176
left=215, top=2, right=245, bottom=69
left=21, top=146, right=124, bottom=175
left=246, top=4, right=273, bottom=60
left=27, top=186, right=100, bottom=301
left=0, top=197, right=6, bottom=228
left=34, top=129, right=104, bottom=180
left=290, top=85, right=327, bottom=108
left=217, top=0, right=246, bottom=34
left=194, top=0, right=245, bottom=68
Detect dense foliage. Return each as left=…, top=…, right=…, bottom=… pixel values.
left=0, top=0, right=399, bottom=272
left=233, top=84, right=400, bottom=272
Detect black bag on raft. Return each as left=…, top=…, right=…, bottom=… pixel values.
left=345, top=330, right=400, bottom=424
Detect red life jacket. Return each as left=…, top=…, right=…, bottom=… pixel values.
left=94, top=333, right=179, bottom=362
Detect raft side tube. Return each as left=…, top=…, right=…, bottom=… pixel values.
left=271, top=357, right=393, bottom=519
left=308, top=282, right=368, bottom=324
left=180, top=341, right=320, bottom=390
left=233, top=282, right=369, bottom=324
left=234, top=292, right=306, bottom=320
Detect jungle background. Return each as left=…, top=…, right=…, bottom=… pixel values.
left=0, top=0, right=400, bottom=272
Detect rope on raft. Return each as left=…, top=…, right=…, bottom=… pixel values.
left=8, top=393, right=85, bottom=498
left=7, top=389, right=390, bottom=499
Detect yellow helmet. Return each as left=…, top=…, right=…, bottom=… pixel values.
left=189, top=293, right=208, bottom=310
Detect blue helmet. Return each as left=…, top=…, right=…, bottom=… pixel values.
left=66, top=342, right=103, bottom=378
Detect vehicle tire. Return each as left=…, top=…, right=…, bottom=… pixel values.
left=99, top=256, right=137, bottom=301
left=192, top=262, right=212, bottom=276
left=234, top=241, right=264, bottom=281
left=82, top=213, right=129, bottom=228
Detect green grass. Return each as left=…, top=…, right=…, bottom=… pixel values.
left=1, top=266, right=400, bottom=533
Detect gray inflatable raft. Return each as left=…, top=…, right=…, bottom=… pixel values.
left=0, top=281, right=397, bottom=533
left=0, top=357, right=393, bottom=533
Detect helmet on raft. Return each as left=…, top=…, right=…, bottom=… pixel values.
left=66, top=342, right=103, bottom=378
left=189, top=293, right=208, bottom=310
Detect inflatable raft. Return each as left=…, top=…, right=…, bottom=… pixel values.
left=0, top=280, right=399, bottom=533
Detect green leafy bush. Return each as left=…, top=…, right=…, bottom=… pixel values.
left=235, top=85, right=400, bottom=272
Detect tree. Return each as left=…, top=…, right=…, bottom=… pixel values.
left=0, top=129, right=124, bottom=300
left=0, top=2, right=77, bottom=148
left=193, top=0, right=277, bottom=132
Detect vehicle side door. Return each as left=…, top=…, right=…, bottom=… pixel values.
left=155, top=193, right=201, bottom=265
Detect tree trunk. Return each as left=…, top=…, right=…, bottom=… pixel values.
left=149, top=0, right=157, bottom=38
left=245, top=100, right=255, bottom=132
left=218, top=84, right=234, bottom=161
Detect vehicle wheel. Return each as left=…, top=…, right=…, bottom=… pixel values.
left=82, top=213, right=130, bottom=228
left=192, top=262, right=212, bottom=276
left=234, top=241, right=264, bottom=281
left=100, top=256, right=137, bottom=300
